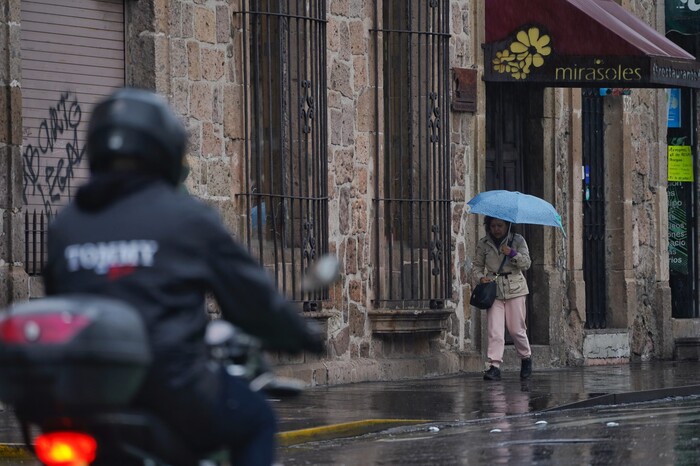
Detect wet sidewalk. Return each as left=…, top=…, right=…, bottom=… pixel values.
left=275, top=360, right=700, bottom=444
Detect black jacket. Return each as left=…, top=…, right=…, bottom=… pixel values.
left=44, top=177, right=317, bottom=372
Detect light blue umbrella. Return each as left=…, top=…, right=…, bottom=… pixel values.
left=466, top=190, right=566, bottom=236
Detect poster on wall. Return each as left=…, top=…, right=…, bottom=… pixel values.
left=668, top=146, right=694, bottom=182
left=667, top=88, right=682, bottom=128
left=668, top=182, right=690, bottom=275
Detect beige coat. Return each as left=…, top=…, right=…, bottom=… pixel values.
left=473, top=232, right=531, bottom=300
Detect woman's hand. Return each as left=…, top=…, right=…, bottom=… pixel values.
left=480, top=277, right=492, bottom=284
left=501, top=244, right=517, bottom=257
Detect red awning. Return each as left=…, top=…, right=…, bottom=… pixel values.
left=484, top=0, right=700, bottom=88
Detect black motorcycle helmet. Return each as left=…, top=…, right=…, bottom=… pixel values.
left=86, top=88, right=187, bottom=186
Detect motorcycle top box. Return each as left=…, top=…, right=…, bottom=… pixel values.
left=0, top=294, right=152, bottom=416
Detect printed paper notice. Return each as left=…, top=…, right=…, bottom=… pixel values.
left=668, top=146, right=694, bottom=182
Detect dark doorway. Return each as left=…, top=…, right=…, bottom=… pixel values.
left=485, top=83, right=534, bottom=341
left=486, top=84, right=525, bottom=191
left=664, top=32, right=699, bottom=319
left=667, top=87, right=697, bottom=319
left=581, top=88, right=607, bottom=328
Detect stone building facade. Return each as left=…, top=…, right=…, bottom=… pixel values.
left=1, top=0, right=699, bottom=386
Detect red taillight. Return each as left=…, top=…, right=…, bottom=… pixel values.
left=0, top=314, right=90, bottom=344
left=35, top=432, right=97, bottom=466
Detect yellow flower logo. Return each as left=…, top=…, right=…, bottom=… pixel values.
left=492, top=49, right=516, bottom=73
left=493, top=27, right=551, bottom=80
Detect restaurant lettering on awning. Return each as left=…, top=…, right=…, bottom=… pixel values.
left=484, top=0, right=700, bottom=88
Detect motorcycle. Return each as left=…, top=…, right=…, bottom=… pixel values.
left=0, top=255, right=339, bottom=466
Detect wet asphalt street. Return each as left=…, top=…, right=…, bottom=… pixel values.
left=2, top=361, right=700, bottom=464
left=274, top=361, right=700, bottom=465
left=280, top=396, right=700, bottom=465
left=275, top=360, right=700, bottom=431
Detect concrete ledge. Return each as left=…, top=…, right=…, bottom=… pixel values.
left=276, top=352, right=484, bottom=387
left=582, top=329, right=630, bottom=364
left=672, top=318, right=700, bottom=339
left=674, top=338, right=700, bottom=361
left=277, top=346, right=557, bottom=387
left=584, top=357, right=629, bottom=366
left=368, top=309, right=453, bottom=334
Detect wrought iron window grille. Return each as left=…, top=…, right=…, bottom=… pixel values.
left=372, top=0, right=452, bottom=309
left=236, top=0, right=329, bottom=309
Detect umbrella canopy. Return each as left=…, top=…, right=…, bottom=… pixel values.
left=466, top=190, right=565, bottom=235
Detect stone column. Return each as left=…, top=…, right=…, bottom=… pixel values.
left=567, top=89, right=587, bottom=327
left=652, top=88, right=673, bottom=359
left=0, top=0, right=29, bottom=307
left=125, top=1, right=158, bottom=90
left=605, top=97, right=637, bottom=330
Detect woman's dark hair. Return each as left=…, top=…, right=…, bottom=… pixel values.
left=484, top=216, right=511, bottom=230
left=484, top=216, right=515, bottom=242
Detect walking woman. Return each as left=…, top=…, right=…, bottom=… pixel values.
left=473, top=216, right=532, bottom=381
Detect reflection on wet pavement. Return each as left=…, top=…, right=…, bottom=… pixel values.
left=3, top=361, right=700, bottom=465
left=281, top=396, right=700, bottom=465
left=276, top=361, right=700, bottom=432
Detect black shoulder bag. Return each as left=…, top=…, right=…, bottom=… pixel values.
left=469, top=240, right=511, bottom=310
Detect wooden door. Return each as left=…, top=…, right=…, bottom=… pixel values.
left=485, top=83, right=532, bottom=342
left=486, top=84, right=524, bottom=191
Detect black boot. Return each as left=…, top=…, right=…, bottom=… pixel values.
left=520, top=357, right=532, bottom=380
left=483, top=365, right=501, bottom=381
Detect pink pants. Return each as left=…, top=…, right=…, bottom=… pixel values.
left=487, top=295, right=531, bottom=367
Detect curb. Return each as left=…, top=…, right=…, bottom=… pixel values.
left=0, top=419, right=432, bottom=461
left=542, top=384, right=700, bottom=412
left=277, top=419, right=431, bottom=447
left=0, top=444, right=32, bottom=461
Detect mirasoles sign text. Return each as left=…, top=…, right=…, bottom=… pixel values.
left=554, top=59, right=642, bottom=82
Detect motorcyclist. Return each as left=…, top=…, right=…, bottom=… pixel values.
left=42, top=87, right=325, bottom=466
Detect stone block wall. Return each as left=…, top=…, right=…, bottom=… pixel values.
left=1, top=0, right=693, bottom=384
left=152, top=0, right=483, bottom=367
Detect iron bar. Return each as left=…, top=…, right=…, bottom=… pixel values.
left=582, top=88, right=606, bottom=329
left=24, top=210, right=47, bottom=276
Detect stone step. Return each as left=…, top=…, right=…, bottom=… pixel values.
left=674, top=338, right=700, bottom=361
